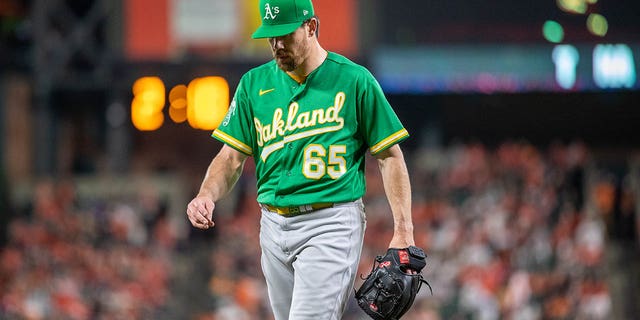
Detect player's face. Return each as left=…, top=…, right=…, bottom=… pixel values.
left=268, top=23, right=311, bottom=72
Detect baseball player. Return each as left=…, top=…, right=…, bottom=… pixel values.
left=186, top=0, right=418, bottom=319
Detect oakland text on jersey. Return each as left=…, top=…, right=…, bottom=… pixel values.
left=255, top=92, right=346, bottom=161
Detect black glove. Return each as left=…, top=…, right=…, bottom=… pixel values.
left=354, top=246, right=432, bottom=320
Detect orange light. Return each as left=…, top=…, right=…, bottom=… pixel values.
left=169, top=84, right=188, bottom=109
left=131, top=77, right=165, bottom=131
left=131, top=76, right=231, bottom=130
left=169, top=105, right=187, bottom=123
left=186, top=76, right=230, bottom=130
left=131, top=97, right=164, bottom=130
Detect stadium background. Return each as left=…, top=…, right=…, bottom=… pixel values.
left=1, top=0, right=639, bottom=319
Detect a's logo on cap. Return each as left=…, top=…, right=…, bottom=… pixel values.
left=263, top=3, right=280, bottom=20
left=303, top=10, right=309, bottom=16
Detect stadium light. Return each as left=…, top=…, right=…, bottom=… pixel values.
left=130, top=76, right=230, bottom=131
left=186, top=77, right=230, bottom=130
left=131, top=77, right=166, bottom=131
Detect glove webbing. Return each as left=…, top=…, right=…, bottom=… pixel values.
left=368, top=254, right=433, bottom=295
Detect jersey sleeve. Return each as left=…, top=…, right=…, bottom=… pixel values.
left=357, top=70, right=409, bottom=155
left=212, top=76, right=255, bottom=156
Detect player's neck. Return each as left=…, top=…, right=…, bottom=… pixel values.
left=289, top=42, right=327, bottom=81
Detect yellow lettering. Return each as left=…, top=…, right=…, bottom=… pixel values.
left=273, top=108, right=285, bottom=136
left=286, top=102, right=299, bottom=131
left=311, top=109, right=324, bottom=125
left=295, top=111, right=311, bottom=128
left=253, top=93, right=347, bottom=148
left=262, top=124, right=272, bottom=144
left=254, top=118, right=264, bottom=147
left=325, top=92, right=345, bottom=125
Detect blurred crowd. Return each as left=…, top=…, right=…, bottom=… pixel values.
left=2, top=140, right=637, bottom=319
left=398, top=141, right=609, bottom=320
left=0, top=179, right=178, bottom=319
left=194, top=140, right=618, bottom=320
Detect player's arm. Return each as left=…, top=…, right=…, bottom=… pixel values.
left=374, top=144, right=415, bottom=248
left=187, top=144, right=249, bottom=229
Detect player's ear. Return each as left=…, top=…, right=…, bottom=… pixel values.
left=307, top=17, right=319, bottom=38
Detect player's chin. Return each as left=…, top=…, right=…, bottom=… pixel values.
left=275, top=58, right=295, bottom=71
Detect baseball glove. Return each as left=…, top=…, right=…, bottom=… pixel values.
left=354, top=246, right=432, bottom=320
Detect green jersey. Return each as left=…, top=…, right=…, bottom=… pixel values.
left=213, top=52, right=408, bottom=207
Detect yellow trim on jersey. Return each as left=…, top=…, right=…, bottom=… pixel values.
left=213, top=130, right=253, bottom=155
left=370, top=128, right=409, bottom=154
left=286, top=71, right=307, bottom=84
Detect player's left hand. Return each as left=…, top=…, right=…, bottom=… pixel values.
left=355, top=246, right=432, bottom=319
left=388, top=232, right=415, bottom=250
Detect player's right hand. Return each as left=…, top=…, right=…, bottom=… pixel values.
left=186, top=196, right=215, bottom=229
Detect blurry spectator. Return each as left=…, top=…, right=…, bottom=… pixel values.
left=611, top=173, right=638, bottom=243
left=0, top=168, right=11, bottom=246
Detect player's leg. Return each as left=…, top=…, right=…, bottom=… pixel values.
left=288, top=200, right=366, bottom=320
left=260, top=210, right=295, bottom=320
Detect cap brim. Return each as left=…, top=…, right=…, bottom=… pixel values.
left=252, top=21, right=301, bottom=39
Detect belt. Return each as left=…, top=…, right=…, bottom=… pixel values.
left=261, top=202, right=335, bottom=216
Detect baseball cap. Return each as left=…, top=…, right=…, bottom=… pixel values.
left=252, top=0, right=315, bottom=39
